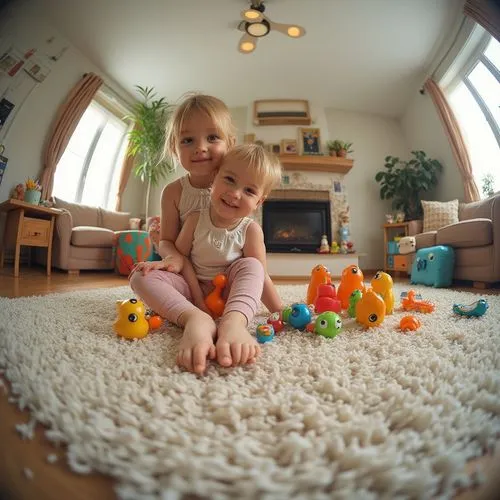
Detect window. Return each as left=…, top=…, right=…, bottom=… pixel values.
left=52, top=94, right=129, bottom=209
left=445, top=33, right=500, bottom=198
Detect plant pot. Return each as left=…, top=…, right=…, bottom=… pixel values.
left=24, top=189, right=41, bottom=205
left=328, top=150, right=337, bottom=157
left=337, top=149, right=347, bottom=158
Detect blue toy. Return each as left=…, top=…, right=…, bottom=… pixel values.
left=256, top=324, right=275, bottom=343
left=411, top=245, right=455, bottom=287
left=288, top=303, right=312, bottom=330
left=453, top=298, right=488, bottom=317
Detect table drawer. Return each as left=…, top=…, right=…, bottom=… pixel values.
left=393, top=255, right=408, bottom=271
left=20, top=217, right=51, bottom=246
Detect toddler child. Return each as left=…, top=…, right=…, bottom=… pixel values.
left=130, top=144, right=282, bottom=374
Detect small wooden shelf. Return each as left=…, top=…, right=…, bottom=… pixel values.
left=253, top=99, right=311, bottom=126
left=279, top=155, right=353, bottom=174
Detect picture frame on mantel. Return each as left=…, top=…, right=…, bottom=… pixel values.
left=299, top=127, right=322, bottom=155
left=281, top=139, right=298, bottom=155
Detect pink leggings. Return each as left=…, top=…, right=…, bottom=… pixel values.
left=129, top=257, right=265, bottom=325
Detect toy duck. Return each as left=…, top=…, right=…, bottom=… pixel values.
left=370, top=271, right=394, bottom=314
left=307, top=311, right=343, bottom=338
left=337, top=265, right=366, bottom=310
left=113, top=298, right=149, bottom=340
left=355, top=289, right=386, bottom=328
left=205, top=274, right=227, bottom=318
left=314, top=283, right=341, bottom=313
left=347, top=289, right=362, bottom=318
left=306, top=265, right=332, bottom=305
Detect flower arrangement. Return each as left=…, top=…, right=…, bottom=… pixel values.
left=25, top=177, right=42, bottom=191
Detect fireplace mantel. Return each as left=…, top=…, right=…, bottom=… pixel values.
left=279, top=155, right=353, bottom=174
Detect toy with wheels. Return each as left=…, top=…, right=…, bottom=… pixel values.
left=114, top=298, right=150, bottom=340
left=205, top=274, right=227, bottom=318
left=307, top=312, right=342, bottom=338
left=453, top=298, right=488, bottom=317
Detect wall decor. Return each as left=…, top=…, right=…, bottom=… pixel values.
left=299, top=127, right=321, bottom=155
left=281, top=139, right=298, bottom=155
left=23, top=58, right=51, bottom=82
left=333, top=180, right=342, bottom=193
left=266, top=143, right=281, bottom=155
left=0, top=48, right=24, bottom=77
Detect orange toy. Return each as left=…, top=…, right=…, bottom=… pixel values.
left=355, top=288, right=386, bottom=328
left=306, top=265, right=332, bottom=305
left=205, top=274, right=227, bottom=318
left=399, top=315, right=421, bottom=331
left=401, top=290, right=435, bottom=313
left=148, top=315, right=163, bottom=330
left=337, top=265, right=366, bottom=309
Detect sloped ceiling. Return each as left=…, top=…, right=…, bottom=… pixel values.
left=37, top=0, right=463, bottom=117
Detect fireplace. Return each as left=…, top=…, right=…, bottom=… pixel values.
left=262, top=199, right=332, bottom=253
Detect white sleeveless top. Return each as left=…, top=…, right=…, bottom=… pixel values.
left=178, top=175, right=211, bottom=224
left=191, top=208, right=252, bottom=281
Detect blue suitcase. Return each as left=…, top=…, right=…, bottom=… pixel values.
left=411, top=245, right=455, bottom=288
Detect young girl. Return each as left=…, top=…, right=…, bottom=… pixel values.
left=134, top=93, right=282, bottom=310
left=130, top=144, right=282, bottom=374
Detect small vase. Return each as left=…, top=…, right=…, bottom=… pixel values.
left=328, top=150, right=337, bottom=157
left=24, top=189, right=41, bottom=205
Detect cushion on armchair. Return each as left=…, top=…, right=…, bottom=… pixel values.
left=421, top=199, right=459, bottom=232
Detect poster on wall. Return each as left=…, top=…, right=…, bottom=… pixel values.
left=23, top=57, right=51, bottom=82
left=0, top=48, right=25, bottom=77
left=0, top=147, right=7, bottom=188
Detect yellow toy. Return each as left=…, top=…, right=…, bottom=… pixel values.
left=370, top=271, right=394, bottom=314
left=337, top=265, right=366, bottom=309
left=306, top=265, right=331, bottom=305
left=355, top=289, right=386, bottom=328
left=113, top=298, right=149, bottom=340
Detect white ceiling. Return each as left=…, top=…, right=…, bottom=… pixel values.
left=38, top=0, right=463, bottom=118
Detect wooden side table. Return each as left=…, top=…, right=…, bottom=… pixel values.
left=0, top=199, right=62, bottom=277
left=382, top=222, right=411, bottom=274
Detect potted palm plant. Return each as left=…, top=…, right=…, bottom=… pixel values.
left=375, top=150, right=443, bottom=220
left=326, top=140, right=353, bottom=157
left=126, top=86, right=173, bottom=218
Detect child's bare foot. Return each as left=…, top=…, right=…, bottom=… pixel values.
left=216, top=311, right=261, bottom=367
left=177, top=309, right=217, bottom=374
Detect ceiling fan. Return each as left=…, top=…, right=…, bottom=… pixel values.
left=237, top=0, right=306, bottom=54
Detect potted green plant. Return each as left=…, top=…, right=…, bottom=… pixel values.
left=126, top=85, right=173, bottom=218
left=327, top=140, right=353, bottom=158
left=375, top=150, right=443, bottom=221
left=326, top=140, right=339, bottom=157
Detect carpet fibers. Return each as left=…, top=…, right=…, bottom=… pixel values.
left=1, top=284, right=500, bottom=499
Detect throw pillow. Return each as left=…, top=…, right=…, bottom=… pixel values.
left=421, top=199, right=459, bottom=232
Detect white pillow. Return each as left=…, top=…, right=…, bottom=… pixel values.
left=421, top=199, right=459, bottom=232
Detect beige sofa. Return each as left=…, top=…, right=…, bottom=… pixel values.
left=36, top=197, right=131, bottom=273
left=407, top=193, right=500, bottom=287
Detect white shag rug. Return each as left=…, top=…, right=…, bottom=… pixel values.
left=1, top=284, right=500, bottom=500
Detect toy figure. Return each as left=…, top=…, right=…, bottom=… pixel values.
left=281, top=305, right=292, bottom=323
left=339, top=207, right=350, bottom=243
left=370, top=271, right=394, bottom=314
left=330, top=241, right=340, bottom=254
left=399, top=315, right=421, bottom=332
left=147, top=216, right=161, bottom=254
left=318, top=234, right=330, bottom=253
left=307, top=311, right=342, bottom=338
left=401, top=290, right=435, bottom=313
left=113, top=298, right=149, bottom=340
left=256, top=324, right=275, bottom=343
left=205, top=274, right=227, bottom=318
left=347, top=289, right=362, bottom=318
left=340, top=241, right=348, bottom=254
left=306, top=264, right=331, bottom=305
left=337, top=265, right=366, bottom=309
left=314, top=283, right=341, bottom=313
left=289, top=303, right=312, bottom=330
left=267, top=312, right=285, bottom=333
left=453, top=298, right=488, bottom=317
left=355, top=289, right=386, bottom=328
left=11, top=183, right=25, bottom=200
left=411, top=245, right=455, bottom=288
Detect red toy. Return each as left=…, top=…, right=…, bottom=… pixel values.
left=205, top=274, right=227, bottom=318
left=267, top=312, right=285, bottom=333
left=314, top=283, right=341, bottom=313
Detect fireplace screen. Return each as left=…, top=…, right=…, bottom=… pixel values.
left=262, top=200, right=332, bottom=253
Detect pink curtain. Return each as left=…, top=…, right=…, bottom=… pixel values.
left=424, top=78, right=480, bottom=203
left=464, top=0, right=500, bottom=43
left=40, top=73, right=103, bottom=199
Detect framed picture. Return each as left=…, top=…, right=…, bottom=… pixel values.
left=0, top=48, right=24, bottom=77
left=243, top=133, right=256, bottom=144
left=266, top=143, right=281, bottom=155
left=299, top=127, right=321, bottom=155
left=281, top=139, right=298, bottom=155
left=333, top=180, right=342, bottom=193
left=23, top=58, right=51, bottom=82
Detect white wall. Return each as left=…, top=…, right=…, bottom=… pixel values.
left=401, top=90, right=465, bottom=202
left=0, top=0, right=143, bottom=217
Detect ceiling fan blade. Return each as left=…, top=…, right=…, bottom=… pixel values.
left=270, top=20, right=306, bottom=38
left=238, top=32, right=258, bottom=54
left=240, top=9, right=264, bottom=22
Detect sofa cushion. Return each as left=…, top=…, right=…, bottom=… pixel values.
left=99, top=208, right=131, bottom=231
left=53, top=197, right=99, bottom=228
left=422, top=199, right=459, bottom=232
left=437, top=218, right=493, bottom=248
left=415, top=231, right=437, bottom=249
left=459, top=197, right=496, bottom=221
left=71, top=226, right=115, bottom=247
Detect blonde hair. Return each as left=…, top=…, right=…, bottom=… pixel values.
left=223, top=144, right=282, bottom=196
left=164, top=92, right=236, bottom=160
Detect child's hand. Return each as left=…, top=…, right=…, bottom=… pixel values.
left=161, top=253, right=184, bottom=273
left=130, top=260, right=168, bottom=277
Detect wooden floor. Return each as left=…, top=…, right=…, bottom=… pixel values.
left=1, top=265, right=499, bottom=500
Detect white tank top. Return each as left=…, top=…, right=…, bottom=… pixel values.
left=178, top=175, right=211, bottom=224
left=191, top=208, right=252, bottom=281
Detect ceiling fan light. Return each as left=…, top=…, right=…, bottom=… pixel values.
left=243, top=8, right=261, bottom=20
left=246, top=20, right=270, bottom=37
left=287, top=26, right=303, bottom=37
left=239, top=41, right=256, bottom=53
